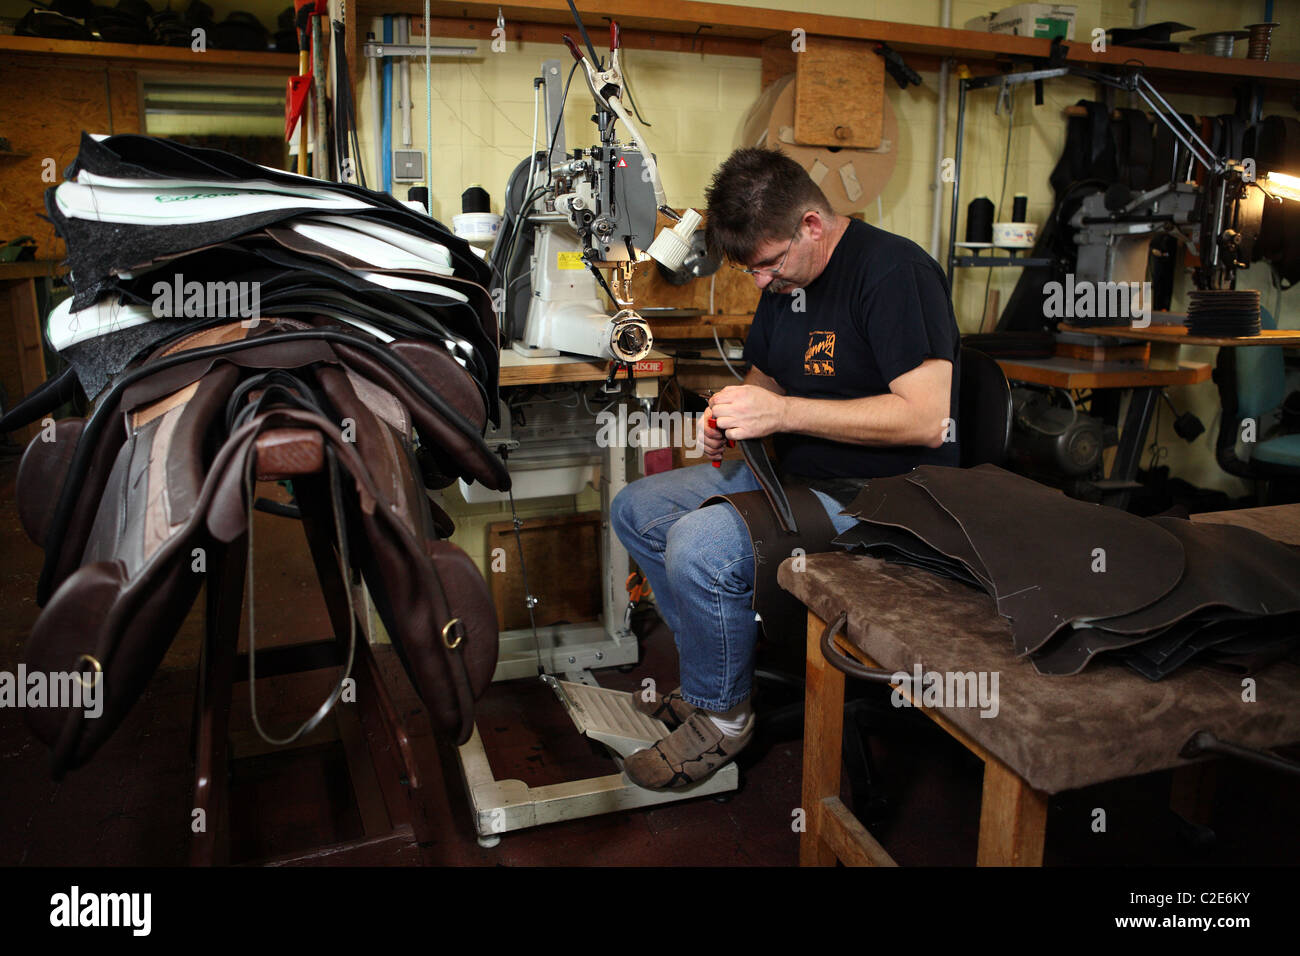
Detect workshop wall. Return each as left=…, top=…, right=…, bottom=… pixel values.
left=348, top=0, right=1293, bottom=514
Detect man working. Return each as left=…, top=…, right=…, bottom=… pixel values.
left=611, top=147, right=961, bottom=789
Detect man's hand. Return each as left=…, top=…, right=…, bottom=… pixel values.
left=699, top=416, right=728, bottom=462
left=709, top=384, right=788, bottom=442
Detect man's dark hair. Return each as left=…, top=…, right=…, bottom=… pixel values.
left=704, top=147, right=833, bottom=266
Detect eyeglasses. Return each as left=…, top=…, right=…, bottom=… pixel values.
left=731, top=220, right=804, bottom=276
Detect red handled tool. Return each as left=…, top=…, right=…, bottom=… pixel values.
left=708, top=416, right=735, bottom=467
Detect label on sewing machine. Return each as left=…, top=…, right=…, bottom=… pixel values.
left=632, top=360, right=664, bottom=374
left=557, top=251, right=585, bottom=270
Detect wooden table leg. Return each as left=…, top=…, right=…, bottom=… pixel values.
left=801, top=609, right=845, bottom=867
left=976, top=756, right=1048, bottom=866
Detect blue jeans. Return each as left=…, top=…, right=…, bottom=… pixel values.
left=610, top=461, right=858, bottom=712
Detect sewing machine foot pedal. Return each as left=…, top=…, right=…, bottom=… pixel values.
left=543, top=676, right=668, bottom=758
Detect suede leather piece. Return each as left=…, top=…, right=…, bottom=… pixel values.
left=778, top=551, right=1300, bottom=795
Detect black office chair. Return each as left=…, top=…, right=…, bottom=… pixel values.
left=957, top=346, right=1013, bottom=468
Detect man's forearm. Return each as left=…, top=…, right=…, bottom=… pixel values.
left=780, top=393, right=941, bottom=448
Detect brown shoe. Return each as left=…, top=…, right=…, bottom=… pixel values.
left=631, top=684, right=697, bottom=729
left=623, top=711, right=754, bottom=790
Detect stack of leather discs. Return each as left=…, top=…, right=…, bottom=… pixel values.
left=1185, top=289, right=1261, bottom=336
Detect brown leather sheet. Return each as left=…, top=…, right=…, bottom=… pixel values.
left=832, top=521, right=985, bottom=589
left=842, top=476, right=993, bottom=592
left=906, top=464, right=1185, bottom=655
left=1032, top=517, right=1300, bottom=675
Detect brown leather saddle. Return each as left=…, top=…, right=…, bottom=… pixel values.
left=11, top=317, right=508, bottom=776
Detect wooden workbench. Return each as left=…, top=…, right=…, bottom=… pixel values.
left=787, top=503, right=1300, bottom=867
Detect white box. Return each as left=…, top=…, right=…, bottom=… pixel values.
left=986, top=4, right=1077, bottom=41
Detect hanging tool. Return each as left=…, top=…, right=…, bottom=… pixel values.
left=874, top=42, right=922, bottom=90
left=288, top=0, right=327, bottom=175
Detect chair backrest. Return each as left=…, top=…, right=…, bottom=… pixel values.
left=1235, top=306, right=1286, bottom=421
left=958, top=346, right=1012, bottom=468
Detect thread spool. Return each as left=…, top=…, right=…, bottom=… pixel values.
left=461, top=185, right=491, bottom=214
left=1246, top=22, right=1279, bottom=61
left=1012, top=195, right=1028, bottom=223
left=739, top=75, right=898, bottom=214
left=407, top=186, right=429, bottom=213
left=966, top=197, right=994, bottom=244
left=1193, top=31, right=1246, bottom=57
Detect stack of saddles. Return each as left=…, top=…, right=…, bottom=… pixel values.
left=2, top=133, right=509, bottom=776
left=834, top=464, right=1300, bottom=680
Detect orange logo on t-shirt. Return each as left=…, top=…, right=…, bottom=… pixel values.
left=804, top=330, right=836, bottom=376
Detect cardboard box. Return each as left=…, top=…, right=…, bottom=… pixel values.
left=974, top=4, right=1078, bottom=41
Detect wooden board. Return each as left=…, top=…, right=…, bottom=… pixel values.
left=487, top=512, right=602, bottom=630
left=996, top=356, right=1211, bottom=390
left=0, top=35, right=296, bottom=71
left=1055, top=341, right=1150, bottom=362
left=0, top=60, right=142, bottom=260
left=499, top=349, right=674, bottom=386
left=1060, top=324, right=1300, bottom=348
left=794, top=36, right=883, bottom=149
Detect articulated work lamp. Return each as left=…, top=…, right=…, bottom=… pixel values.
left=1260, top=170, right=1300, bottom=203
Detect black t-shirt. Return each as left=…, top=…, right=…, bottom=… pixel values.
left=743, top=218, right=961, bottom=494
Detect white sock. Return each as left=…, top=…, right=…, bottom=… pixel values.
left=706, top=699, right=752, bottom=736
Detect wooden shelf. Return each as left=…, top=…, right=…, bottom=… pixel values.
left=0, top=34, right=298, bottom=72
left=1060, top=323, right=1300, bottom=348
left=0, top=259, right=64, bottom=280
left=347, top=0, right=1300, bottom=89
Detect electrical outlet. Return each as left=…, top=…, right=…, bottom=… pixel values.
left=393, top=149, right=424, bottom=182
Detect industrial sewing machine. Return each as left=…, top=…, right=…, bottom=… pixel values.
left=487, top=11, right=704, bottom=377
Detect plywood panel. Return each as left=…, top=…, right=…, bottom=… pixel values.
left=487, top=512, right=602, bottom=630
left=0, top=59, right=142, bottom=261
left=794, top=36, right=883, bottom=149
left=627, top=209, right=760, bottom=322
